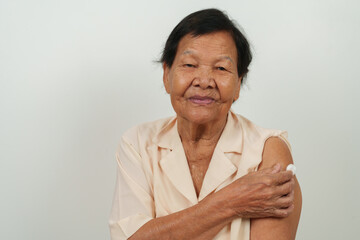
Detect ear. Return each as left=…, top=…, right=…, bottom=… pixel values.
left=233, top=76, right=242, bottom=102
left=163, top=63, right=171, bottom=94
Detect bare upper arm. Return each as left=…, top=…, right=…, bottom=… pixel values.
left=250, top=136, right=302, bottom=240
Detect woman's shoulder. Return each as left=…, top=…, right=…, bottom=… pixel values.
left=231, top=111, right=291, bottom=150
left=231, top=112, right=282, bottom=134
left=229, top=111, right=293, bottom=173
left=120, top=116, right=177, bottom=152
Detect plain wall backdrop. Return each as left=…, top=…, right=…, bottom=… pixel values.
left=1, top=0, right=359, bottom=239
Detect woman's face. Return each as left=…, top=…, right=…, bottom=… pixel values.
left=163, top=31, right=241, bottom=125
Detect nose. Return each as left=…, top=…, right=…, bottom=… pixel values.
left=192, top=67, right=216, bottom=89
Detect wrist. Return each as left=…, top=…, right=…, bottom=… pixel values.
left=201, top=190, right=237, bottom=223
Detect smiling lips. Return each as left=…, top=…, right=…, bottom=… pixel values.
left=188, top=95, right=215, bottom=105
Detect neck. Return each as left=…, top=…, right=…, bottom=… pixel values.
left=177, top=115, right=228, bottom=146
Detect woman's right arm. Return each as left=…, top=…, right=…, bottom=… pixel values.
left=110, top=135, right=294, bottom=240
left=129, top=164, right=294, bottom=240
left=128, top=193, right=231, bottom=240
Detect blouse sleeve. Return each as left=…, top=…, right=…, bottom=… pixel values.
left=109, top=134, right=154, bottom=240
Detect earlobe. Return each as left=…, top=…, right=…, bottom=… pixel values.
left=163, top=63, right=170, bottom=94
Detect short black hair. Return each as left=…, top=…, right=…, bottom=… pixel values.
left=160, top=8, right=252, bottom=82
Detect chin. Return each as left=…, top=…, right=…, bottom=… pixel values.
left=182, top=109, right=220, bottom=125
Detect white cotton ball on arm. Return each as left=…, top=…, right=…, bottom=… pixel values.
left=286, top=164, right=296, bottom=175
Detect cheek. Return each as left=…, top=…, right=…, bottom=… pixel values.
left=217, top=79, right=238, bottom=100
left=170, top=71, right=192, bottom=95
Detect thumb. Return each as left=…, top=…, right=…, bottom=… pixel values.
left=260, top=163, right=281, bottom=174
left=270, top=163, right=281, bottom=173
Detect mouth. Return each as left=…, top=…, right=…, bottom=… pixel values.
left=188, top=95, right=215, bottom=105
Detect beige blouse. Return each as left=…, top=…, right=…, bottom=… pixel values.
left=109, top=110, right=291, bottom=240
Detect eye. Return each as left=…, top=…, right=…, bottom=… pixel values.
left=217, top=66, right=227, bottom=71
left=184, top=64, right=196, bottom=68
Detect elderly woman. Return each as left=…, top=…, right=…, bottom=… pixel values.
left=109, top=8, right=302, bottom=240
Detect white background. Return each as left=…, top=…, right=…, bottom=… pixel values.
left=1, top=0, right=359, bottom=239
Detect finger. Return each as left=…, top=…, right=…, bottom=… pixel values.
left=276, top=189, right=295, bottom=208
left=259, top=163, right=281, bottom=174
left=271, top=163, right=281, bottom=174
left=272, top=170, right=294, bottom=185
left=275, top=178, right=295, bottom=196
left=272, top=203, right=295, bottom=218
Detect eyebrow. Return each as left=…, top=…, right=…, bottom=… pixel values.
left=182, top=50, right=194, bottom=56
left=219, top=56, right=234, bottom=64
left=181, top=50, right=234, bottom=64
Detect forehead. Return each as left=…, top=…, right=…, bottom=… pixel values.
left=175, top=31, right=238, bottom=62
